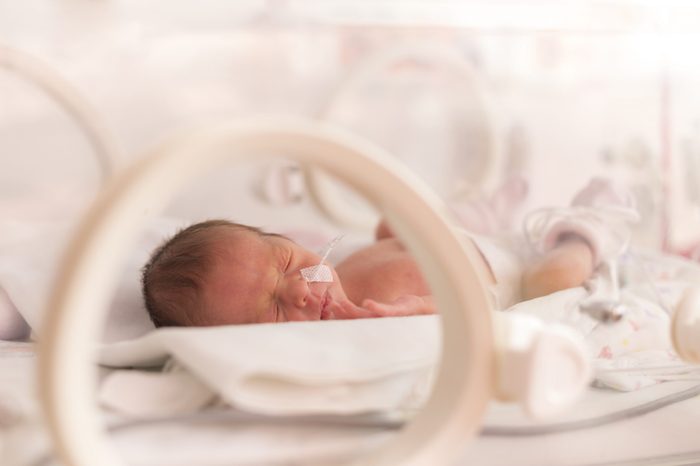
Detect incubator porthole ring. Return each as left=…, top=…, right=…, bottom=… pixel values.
left=309, top=43, right=498, bottom=230
left=38, top=118, right=494, bottom=466
left=0, top=44, right=117, bottom=183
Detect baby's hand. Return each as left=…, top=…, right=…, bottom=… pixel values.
left=361, top=295, right=436, bottom=318
left=329, top=295, right=435, bottom=320
left=329, top=299, right=377, bottom=320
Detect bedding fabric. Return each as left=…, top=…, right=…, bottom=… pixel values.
left=0, top=217, right=186, bottom=343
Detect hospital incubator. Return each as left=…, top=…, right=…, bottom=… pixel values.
left=3, top=2, right=700, bottom=466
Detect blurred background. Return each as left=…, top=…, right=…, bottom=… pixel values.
left=4, top=3, right=700, bottom=466
left=2, top=0, right=700, bottom=249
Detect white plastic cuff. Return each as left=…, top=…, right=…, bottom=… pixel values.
left=673, top=286, right=700, bottom=364
left=494, top=312, right=591, bottom=419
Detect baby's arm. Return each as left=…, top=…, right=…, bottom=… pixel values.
left=362, top=295, right=436, bottom=317
left=331, top=295, right=436, bottom=320
left=521, top=234, right=595, bottom=300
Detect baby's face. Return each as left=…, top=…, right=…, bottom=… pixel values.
left=199, top=229, right=348, bottom=325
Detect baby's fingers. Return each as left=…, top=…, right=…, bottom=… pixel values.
left=361, top=299, right=404, bottom=317
left=333, top=300, right=377, bottom=319
left=363, top=295, right=435, bottom=317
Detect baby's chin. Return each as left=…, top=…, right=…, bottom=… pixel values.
left=322, top=298, right=345, bottom=320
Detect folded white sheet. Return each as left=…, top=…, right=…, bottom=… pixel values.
left=99, top=315, right=439, bottom=417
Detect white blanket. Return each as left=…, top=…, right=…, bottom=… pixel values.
left=99, top=316, right=439, bottom=418
left=0, top=217, right=185, bottom=342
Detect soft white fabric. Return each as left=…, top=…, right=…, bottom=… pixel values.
left=507, top=285, right=673, bottom=391
left=0, top=184, right=97, bottom=340
left=0, top=341, right=53, bottom=466
left=0, top=217, right=185, bottom=343
left=507, top=247, right=700, bottom=391
left=99, top=316, right=439, bottom=417
left=99, top=362, right=217, bottom=418
left=0, top=219, right=71, bottom=335
left=103, top=217, right=186, bottom=343
left=468, top=232, right=530, bottom=310
left=0, top=341, right=37, bottom=427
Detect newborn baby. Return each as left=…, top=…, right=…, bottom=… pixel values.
left=142, top=178, right=638, bottom=328
left=143, top=220, right=438, bottom=326
left=141, top=217, right=598, bottom=327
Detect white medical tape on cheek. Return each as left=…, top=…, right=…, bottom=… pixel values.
left=300, top=264, right=333, bottom=282
left=300, top=235, right=344, bottom=283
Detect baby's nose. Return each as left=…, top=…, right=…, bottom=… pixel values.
left=280, top=274, right=310, bottom=308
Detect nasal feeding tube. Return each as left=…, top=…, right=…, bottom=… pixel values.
left=300, top=235, right=344, bottom=283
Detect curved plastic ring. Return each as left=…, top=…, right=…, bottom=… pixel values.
left=308, top=43, right=498, bottom=230
left=0, top=44, right=117, bottom=183
left=38, top=117, right=494, bottom=466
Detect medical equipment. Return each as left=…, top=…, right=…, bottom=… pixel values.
left=523, top=206, right=639, bottom=266
left=37, top=119, right=496, bottom=466
left=672, top=287, right=700, bottom=364
left=306, top=43, right=500, bottom=230
left=0, top=44, right=117, bottom=184
left=523, top=193, right=700, bottom=368
left=579, top=300, right=627, bottom=324
left=3, top=2, right=700, bottom=465
left=300, top=234, right=344, bottom=283
left=299, top=264, right=333, bottom=283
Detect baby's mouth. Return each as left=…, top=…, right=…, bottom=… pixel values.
left=320, top=292, right=332, bottom=320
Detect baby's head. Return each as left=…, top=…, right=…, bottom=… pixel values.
left=142, top=219, right=347, bottom=327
